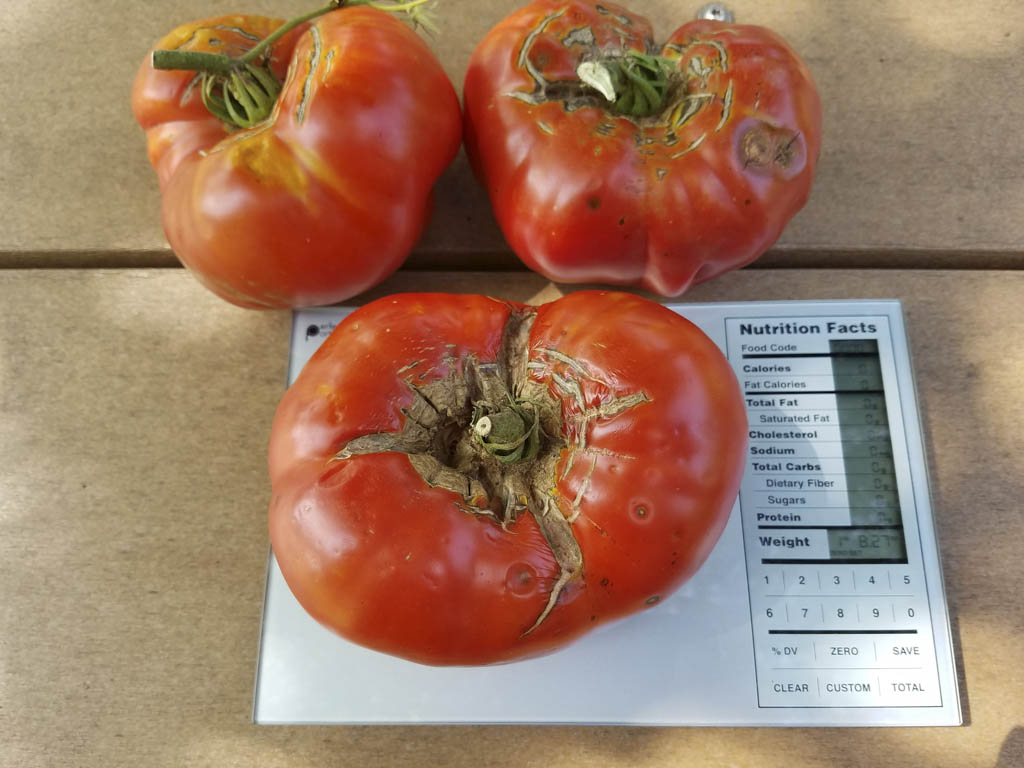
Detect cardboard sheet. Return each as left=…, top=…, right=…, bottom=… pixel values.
left=1, top=269, right=1022, bottom=767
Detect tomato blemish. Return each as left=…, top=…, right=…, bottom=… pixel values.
left=505, top=563, right=537, bottom=595
left=317, top=461, right=348, bottom=487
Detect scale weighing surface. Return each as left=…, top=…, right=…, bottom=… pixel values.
left=254, top=299, right=960, bottom=727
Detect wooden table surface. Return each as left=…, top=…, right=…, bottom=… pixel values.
left=1, top=0, right=1022, bottom=268
left=2, top=0, right=1022, bottom=763
left=2, top=268, right=1022, bottom=767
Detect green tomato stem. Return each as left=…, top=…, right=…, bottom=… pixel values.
left=239, top=1, right=342, bottom=64
left=576, top=52, right=677, bottom=118
left=151, top=49, right=238, bottom=75
left=151, top=0, right=434, bottom=74
left=472, top=403, right=541, bottom=464
left=150, top=0, right=435, bottom=128
left=150, top=2, right=338, bottom=74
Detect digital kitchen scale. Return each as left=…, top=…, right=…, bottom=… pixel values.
left=253, top=299, right=961, bottom=727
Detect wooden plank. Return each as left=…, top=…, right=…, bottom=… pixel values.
left=1, top=0, right=1022, bottom=267
left=1, top=268, right=1022, bottom=766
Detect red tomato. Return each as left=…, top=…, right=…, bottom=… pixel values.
left=268, top=292, right=747, bottom=665
left=131, top=9, right=461, bottom=309
left=464, top=0, right=821, bottom=296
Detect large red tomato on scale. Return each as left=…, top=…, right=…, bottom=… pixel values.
left=267, top=292, right=747, bottom=665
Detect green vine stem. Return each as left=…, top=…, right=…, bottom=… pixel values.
left=151, top=0, right=433, bottom=127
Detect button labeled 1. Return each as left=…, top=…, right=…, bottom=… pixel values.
left=757, top=569, right=784, bottom=594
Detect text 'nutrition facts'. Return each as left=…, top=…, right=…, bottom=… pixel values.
left=725, top=315, right=944, bottom=709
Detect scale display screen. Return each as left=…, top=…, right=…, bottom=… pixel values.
left=254, top=300, right=960, bottom=727
left=828, top=529, right=906, bottom=561
left=744, top=337, right=907, bottom=565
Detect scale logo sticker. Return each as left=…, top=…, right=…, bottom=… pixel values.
left=725, top=315, right=942, bottom=709
left=304, top=321, right=338, bottom=341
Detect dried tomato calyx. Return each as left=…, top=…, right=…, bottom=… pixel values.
left=327, top=306, right=651, bottom=636
left=471, top=400, right=542, bottom=464
left=330, top=310, right=558, bottom=524
left=576, top=52, right=677, bottom=117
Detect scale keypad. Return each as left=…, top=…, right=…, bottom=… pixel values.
left=726, top=316, right=943, bottom=709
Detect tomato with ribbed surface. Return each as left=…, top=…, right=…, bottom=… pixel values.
left=132, top=7, right=461, bottom=308
left=268, top=291, right=747, bottom=665
left=464, top=0, right=821, bottom=295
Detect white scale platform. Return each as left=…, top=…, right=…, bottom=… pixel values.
left=254, top=300, right=961, bottom=727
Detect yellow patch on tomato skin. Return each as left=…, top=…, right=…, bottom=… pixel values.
left=286, top=141, right=362, bottom=212
left=159, top=17, right=261, bottom=53
left=227, top=129, right=310, bottom=202
left=315, top=384, right=346, bottom=419
left=159, top=22, right=209, bottom=50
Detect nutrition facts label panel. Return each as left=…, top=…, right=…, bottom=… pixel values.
left=724, top=306, right=956, bottom=713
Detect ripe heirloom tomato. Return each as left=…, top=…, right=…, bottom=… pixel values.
left=464, top=0, right=821, bottom=296
left=268, top=291, right=747, bottom=665
left=131, top=7, right=461, bottom=309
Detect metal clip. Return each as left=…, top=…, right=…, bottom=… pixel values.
left=696, top=3, right=735, bottom=22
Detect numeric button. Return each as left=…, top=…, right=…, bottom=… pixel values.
left=857, top=599, right=891, bottom=629
left=789, top=600, right=824, bottom=629
left=853, top=567, right=890, bottom=595
left=757, top=569, right=784, bottom=594
left=890, top=568, right=914, bottom=594
left=822, top=599, right=859, bottom=629
left=783, top=569, right=818, bottom=595
left=890, top=598, right=923, bottom=628
left=820, top=567, right=854, bottom=595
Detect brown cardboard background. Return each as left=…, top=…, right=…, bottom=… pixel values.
left=1, top=0, right=1022, bottom=266
left=2, top=268, right=1023, bottom=767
